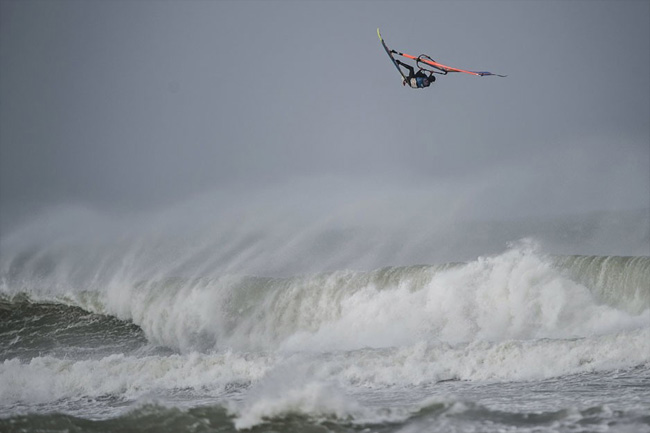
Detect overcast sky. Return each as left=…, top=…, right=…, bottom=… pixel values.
left=1, top=0, right=649, bottom=239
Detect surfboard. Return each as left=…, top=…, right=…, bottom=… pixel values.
left=377, top=28, right=406, bottom=82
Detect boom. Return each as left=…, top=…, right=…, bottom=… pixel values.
left=392, top=50, right=506, bottom=77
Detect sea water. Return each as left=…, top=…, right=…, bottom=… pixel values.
left=1, top=230, right=649, bottom=432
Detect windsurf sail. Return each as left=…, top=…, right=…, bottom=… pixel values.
left=378, top=29, right=506, bottom=78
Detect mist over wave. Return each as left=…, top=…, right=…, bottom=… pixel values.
left=2, top=179, right=648, bottom=282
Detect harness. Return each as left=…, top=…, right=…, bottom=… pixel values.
left=409, top=76, right=429, bottom=88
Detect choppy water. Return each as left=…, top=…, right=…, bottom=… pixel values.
left=1, top=240, right=649, bottom=432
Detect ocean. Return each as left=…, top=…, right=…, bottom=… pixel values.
left=1, top=224, right=649, bottom=433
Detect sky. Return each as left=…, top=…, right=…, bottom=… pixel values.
left=1, top=0, right=649, bottom=268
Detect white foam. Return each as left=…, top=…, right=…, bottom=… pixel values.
left=279, top=242, right=650, bottom=352
left=0, top=351, right=274, bottom=406
left=333, top=327, right=650, bottom=385
left=1, top=327, right=648, bottom=421
left=227, top=355, right=425, bottom=430
left=230, top=380, right=357, bottom=430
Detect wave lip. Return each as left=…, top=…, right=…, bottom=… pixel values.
left=554, top=255, right=650, bottom=312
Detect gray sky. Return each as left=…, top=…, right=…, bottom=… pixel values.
left=1, top=1, right=649, bottom=258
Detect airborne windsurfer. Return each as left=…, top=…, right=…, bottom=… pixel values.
left=377, top=28, right=506, bottom=89
left=395, top=59, right=436, bottom=89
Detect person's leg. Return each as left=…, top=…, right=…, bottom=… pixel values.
left=395, top=60, right=414, bottom=77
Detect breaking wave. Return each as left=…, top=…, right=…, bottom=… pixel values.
left=2, top=241, right=648, bottom=354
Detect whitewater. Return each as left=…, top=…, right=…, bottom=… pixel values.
left=1, top=199, right=649, bottom=432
